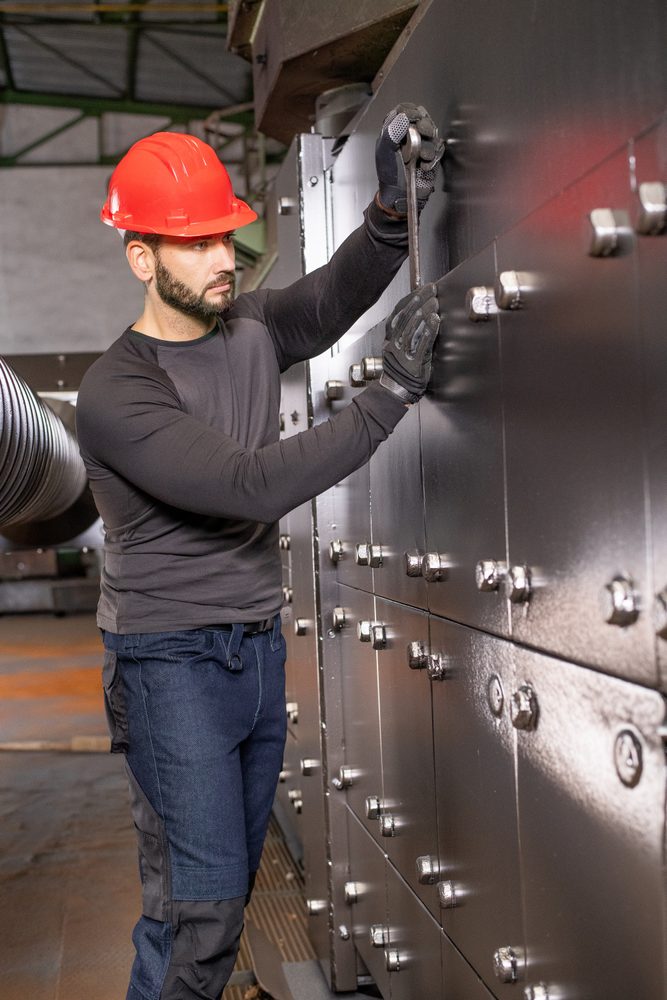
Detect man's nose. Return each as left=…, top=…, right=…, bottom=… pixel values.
left=213, top=240, right=235, bottom=272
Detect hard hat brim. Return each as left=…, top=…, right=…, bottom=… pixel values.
left=100, top=199, right=258, bottom=237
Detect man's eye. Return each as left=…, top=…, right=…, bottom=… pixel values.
left=223, top=233, right=236, bottom=244
left=194, top=241, right=208, bottom=250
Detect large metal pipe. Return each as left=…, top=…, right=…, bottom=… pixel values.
left=0, top=356, right=87, bottom=528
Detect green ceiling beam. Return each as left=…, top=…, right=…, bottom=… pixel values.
left=0, top=87, right=254, bottom=125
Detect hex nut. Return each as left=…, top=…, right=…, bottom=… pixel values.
left=493, top=946, right=518, bottom=983
left=601, top=576, right=639, bottom=627
left=510, top=684, right=538, bottom=731
left=438, top=880, right=459, bottom=908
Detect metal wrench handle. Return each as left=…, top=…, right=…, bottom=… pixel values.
left=402, top=125, right=422, bottom=290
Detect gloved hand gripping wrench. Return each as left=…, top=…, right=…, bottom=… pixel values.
left=401, top=125, right=422, bottom=290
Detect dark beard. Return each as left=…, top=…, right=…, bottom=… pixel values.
left=153, top=253, right=235, bottom=321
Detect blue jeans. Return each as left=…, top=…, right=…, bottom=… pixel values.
left=102, top=618, right=287, bottom=1000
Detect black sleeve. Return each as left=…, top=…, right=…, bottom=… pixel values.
left=247, top=199, right=408, bottom=372
left=76, top=368, right=407, bottom=524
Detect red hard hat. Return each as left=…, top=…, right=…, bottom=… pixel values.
left=101, top=132, right=257, bottom=237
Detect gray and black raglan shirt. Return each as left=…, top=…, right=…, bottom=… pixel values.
left=76, top=201, right=409, bottom=634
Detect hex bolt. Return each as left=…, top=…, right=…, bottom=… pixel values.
left=510, top=684, right=538, bottom=731
left=524, top=986, right=550, bottom=1000
left=329, top=538, right=344, bottom=564
left=368, top=544, right=384, bottom=568
left=338, top=924, right=350, bottom=941
left=349, top=362, right=366, bottom=387
left=416, top=855, right=440, bottom=885
left=422, top=552, right=448, bottom=582
left=614, top=729, right=643, bottom=787
left=405, top=551, right=424, bottom=577
left=371, top=624, right=387, bottom=649
left=355, top=542, right=370, bottom=566
left=286, top=701, right=299, bottom=724
left=379, top=813, right=397, bottom=837
left=282, top=586, right=293, bottom=604
left=357, top=620, right=373, bottom=643
left=655, top=587, right=667, bottom=639
left=300, top=758, right=319, bottom=776
left=370, top=924, right=389, bottom=948
left=288, top=788, right=301, bottom=802
left=278, top=769, right=287, bottom=783
left=494, top=270, right=524, bottom=310
left=466, top=285, right=500, bottom=322
left=385, top=949, right=401, bottom=972
left=365, top=795, right=383, bottom=819
left=493, top=946, right=518, bottom=983
left=278, top=196, right=297, bottom=216
left=294, top=618, right=307, bottom=636
left=362, top=356, right=383, bottom=380
left=279, top=533, right=291, bottom=551
left=506, top=564, right=532, bottom=603
left=427, top=652, right=447, bottom=681
left=438, top=880, right=459, bottom=908
left=331, top=766, right=355, bottom=790
left=343, top=881, right=359, bottom=905
left=325, top=379, right=345, bottom=400
left=588, top=207, right=633, bottom=256
left=291, top=797, right=303, bottom=814
left=601, top=576, right=639, bottom=627
left=636, top=180, right=667, bottom=235
left=487, top=674, right=505, bottom=717
left=408, top=640, right=430, bottom=670
left=332, top=606, right=347, bottom=630
left=306, top=898, right=327, bottom=915
left=476, top=559, right=507, bottom=592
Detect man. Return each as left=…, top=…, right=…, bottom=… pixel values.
left=76, top=105, right=444, bottom=1000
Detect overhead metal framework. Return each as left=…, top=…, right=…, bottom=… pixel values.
left=0, top=1, right=257, bottom=167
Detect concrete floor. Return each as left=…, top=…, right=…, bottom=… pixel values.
left=0, top=613, right=314, bottom=1000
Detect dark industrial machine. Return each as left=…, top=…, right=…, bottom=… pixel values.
left=248, top=1, right=667, bottom=997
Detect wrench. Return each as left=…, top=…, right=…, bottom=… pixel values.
left=401, top=125, right=422, bottom=290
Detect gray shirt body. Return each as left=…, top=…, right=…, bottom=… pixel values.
left=76, top=202, right=408, bottom=634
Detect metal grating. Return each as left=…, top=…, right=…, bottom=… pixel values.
left=224, top=816, right=316, bottom=1000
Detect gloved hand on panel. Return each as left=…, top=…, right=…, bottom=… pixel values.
left=379, top=283, right=441, bottom=403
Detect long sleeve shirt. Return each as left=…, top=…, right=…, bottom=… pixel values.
left=76, top=200, right=409, bottom=633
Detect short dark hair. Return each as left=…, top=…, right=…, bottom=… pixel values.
left=123, top=231, right=162, bottom=251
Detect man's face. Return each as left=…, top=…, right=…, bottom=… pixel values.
left=152, top=233, right=236, bottom=321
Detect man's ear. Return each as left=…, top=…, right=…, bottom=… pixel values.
left=126, top=240, right=156, bottom=284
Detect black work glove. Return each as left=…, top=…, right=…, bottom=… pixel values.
left=379, top=283, right=441, bottom=403
left=375, top=103, right=445, bottom=216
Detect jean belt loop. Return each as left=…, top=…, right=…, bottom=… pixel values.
left=271, top=615, right=280, bottom=649
left=227, top=622, right=245, bottom=672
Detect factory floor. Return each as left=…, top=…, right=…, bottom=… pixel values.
left=0, top=613, right=316, bottom=1000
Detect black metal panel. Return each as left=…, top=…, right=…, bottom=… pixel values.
left=374, top=597, right=438, bottom=917
left=514, top=645, right=667, bottom=999
left=336, top=584, right=384, bottom=844
left=384, top=859, right=444, bottom=1000
left=360, top=0, right=667, bottom=268
left=498, top=149, right=656, bottom=683
left=368, top=330, right=428, bottom=612
left=346, top=810, right=390, bottom=999
left=430, top=617, right=525, bottom=997
left=441, top=931, right=497, bottom=1000
left=323, top=334, right=375, bottom=594
left=633, top=123, right=667, bottom=691
left=421, top=242, right=509, bottom=635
